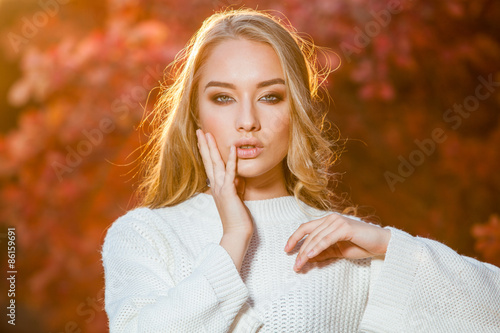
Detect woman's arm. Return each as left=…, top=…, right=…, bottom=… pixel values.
left=360, top=227, right=500, bottom=332
left=286, top=213, right=500, bottom=331
left=102, top=210, right=253, bottom=333
left=196, top=130, right=255, bottom=272
left=285, top=213, right=391, bottom=271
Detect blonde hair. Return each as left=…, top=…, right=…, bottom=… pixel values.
left=136, top=8, right=353, bottom=215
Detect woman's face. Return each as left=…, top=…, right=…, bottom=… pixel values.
left=197, top=38, right=290, bottom=180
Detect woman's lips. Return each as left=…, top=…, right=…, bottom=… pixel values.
left=236, top=147, right=263, bottom=158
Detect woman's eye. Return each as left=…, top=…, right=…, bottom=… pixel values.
left=260, top=94, right=282, bottom=104
left=213, top=95, right=234, bottom=104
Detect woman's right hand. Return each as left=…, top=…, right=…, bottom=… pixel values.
left=196, top=129, right=254, bottom=236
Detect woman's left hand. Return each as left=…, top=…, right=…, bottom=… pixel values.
left=284, top=213, right=391, bottom=272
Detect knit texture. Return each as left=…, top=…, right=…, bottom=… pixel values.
left=102, top=193, right=500, bottom=332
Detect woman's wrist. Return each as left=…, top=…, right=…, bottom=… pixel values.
left=223, top=225, right=254, bottom=237
left=220, top=230, right=253, bottom=272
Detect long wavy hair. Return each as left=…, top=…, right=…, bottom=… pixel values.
left=136, top=8, right=354, bottom=215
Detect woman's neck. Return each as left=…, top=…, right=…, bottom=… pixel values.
left=204, top=185, right=289, bottom=201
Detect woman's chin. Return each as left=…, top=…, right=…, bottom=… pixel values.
left=235, top=162, right=263, bottom=178
left=235, top=171, right=260, bottom=179
left=235, top=158, right=285, bottom=181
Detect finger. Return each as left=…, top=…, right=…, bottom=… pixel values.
left=307, top=244, right=343, bottom=262
left=223, top=144, right=236, bottom=186
left=196, top=129, right=214, bottom=180
left=306, top=241, right=373, bottom=262
left=284, top=219, right=322, bottom=252
left=293, top=224, right=338, bottom=272
left=296, top=218, right=332, bottom=258
left=296, top=222, right=341, bottom=269
left=296, top=214, right=342, bottom=256
left=205, top=132, right=226, bottom=185
left=294, top=215, right=348, bottom=271
left=336, top=241, right=373, bottom=259
left=234, top=176, right=246, bottom=197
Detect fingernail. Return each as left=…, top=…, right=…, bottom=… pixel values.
left=295, top=258, right=301, bottom=267
left=307, top=250, right=315, bottom=258
left=230, top=145, right=235, bottom=153
left=284, top=244, right=288, bottom=252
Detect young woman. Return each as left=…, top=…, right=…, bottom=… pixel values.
left=102, top=8, right=500, bottom=332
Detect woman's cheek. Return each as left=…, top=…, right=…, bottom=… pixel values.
left=212, top=132, right=231, bottom=162
left=269, top=112, right=289, bottom=134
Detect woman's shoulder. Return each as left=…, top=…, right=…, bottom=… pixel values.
left=104, top=206, right=174, bottom=243
left=105, top=194, right=213, bottom=238
left=108, top=206, right=162, bottom=230
left=103, top=207, right=158, bottom=245
left=102, top=205, right=191, bottom=258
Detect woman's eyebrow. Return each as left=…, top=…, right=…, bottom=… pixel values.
left=204, top=81, right=235, bottom=91
left=204, top=78, right=285, bottom=92
left=257, top=78, right=285, bottom=88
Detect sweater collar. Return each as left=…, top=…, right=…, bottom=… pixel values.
left=181, top=193, right=330, bottom=224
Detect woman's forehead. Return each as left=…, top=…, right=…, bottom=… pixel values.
left=199, top=39, right=285, bottom=86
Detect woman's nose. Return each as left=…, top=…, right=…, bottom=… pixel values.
left=236, top=100, right=261, bottom=132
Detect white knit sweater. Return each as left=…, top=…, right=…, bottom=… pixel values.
left=102, top=193, right=500, bottom=332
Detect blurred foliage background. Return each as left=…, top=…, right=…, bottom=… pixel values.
left=0, top=0, right=499, bottom=332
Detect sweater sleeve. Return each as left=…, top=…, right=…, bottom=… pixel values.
left=101, top=209, right=250, bottom=332
left=360, top=227, right=500, bottom=333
